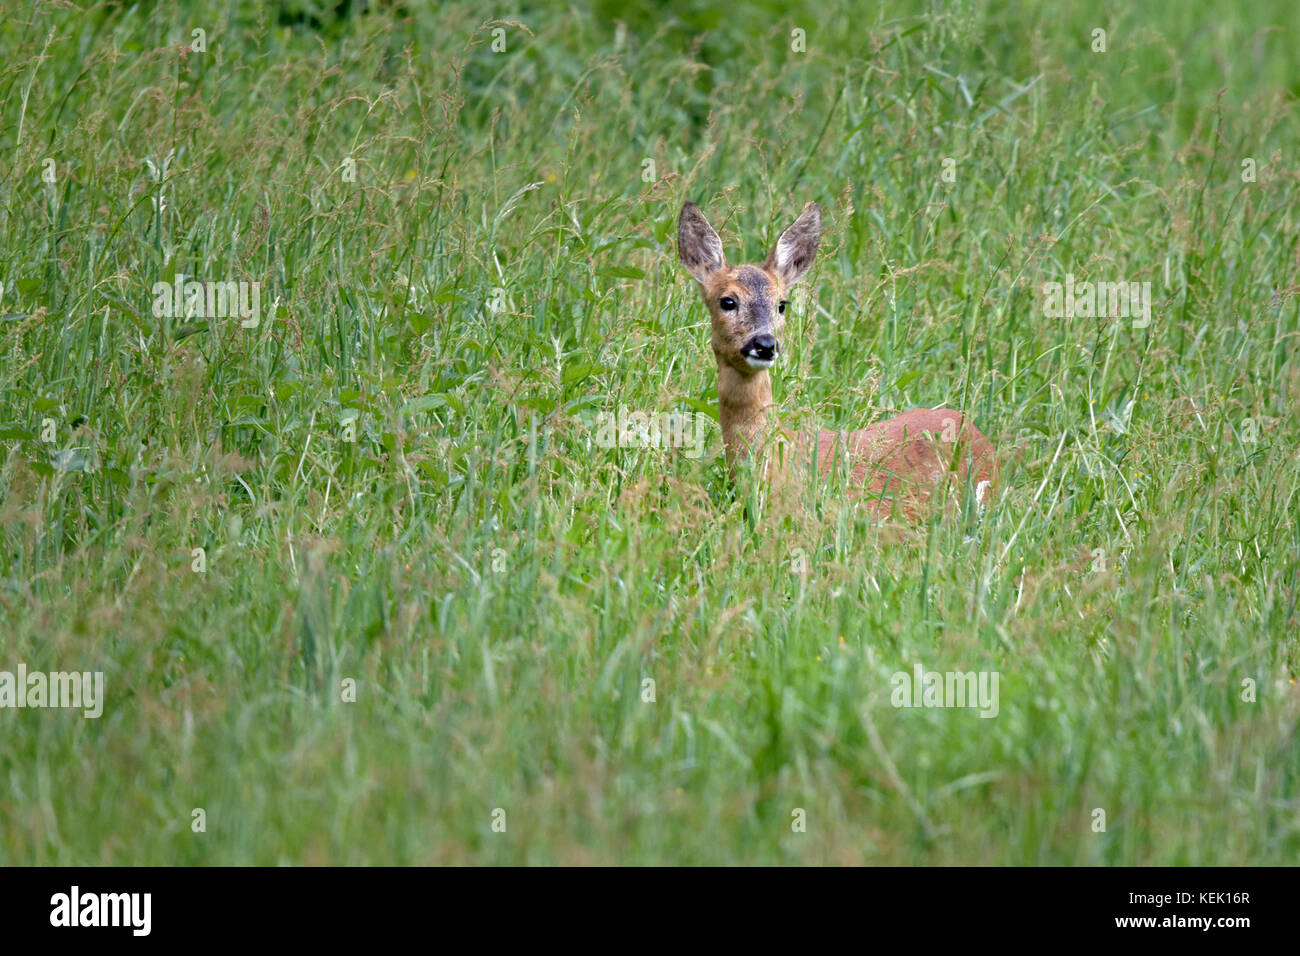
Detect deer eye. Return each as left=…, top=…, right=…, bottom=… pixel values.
left=778, top=300, right=788, bottom=314
left=719, top=296, right=738, bottom=311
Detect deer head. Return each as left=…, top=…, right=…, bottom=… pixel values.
left=677, top=201, right=822, bottom=377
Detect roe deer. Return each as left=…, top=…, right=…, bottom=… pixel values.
left=677, top=200, right=999, bottom=519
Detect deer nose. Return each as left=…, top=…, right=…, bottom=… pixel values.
left=746, top=334, right=779, bottom=360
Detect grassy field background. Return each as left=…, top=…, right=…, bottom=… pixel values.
left=1, top=0, right=1297, bottom=864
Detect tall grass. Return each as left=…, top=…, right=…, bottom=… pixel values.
left=0, top=0, right=1296, bottom=863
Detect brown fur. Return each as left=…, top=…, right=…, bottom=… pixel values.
left=678, top=200, right=1000, bottom=520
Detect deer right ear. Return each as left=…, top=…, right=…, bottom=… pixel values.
left=678, top=202, right=726, bottom=284
left=765, top=201, right=821, bottom=286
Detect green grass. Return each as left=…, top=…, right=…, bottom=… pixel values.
left=1, top=0, right=1297, bottom=864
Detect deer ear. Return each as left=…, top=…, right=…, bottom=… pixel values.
left=765, top=202, right=821, bottom=286
left=678, top=202, right=726, bottom=284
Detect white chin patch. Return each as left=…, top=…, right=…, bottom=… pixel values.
left=744, top=356, right=775, bottom=369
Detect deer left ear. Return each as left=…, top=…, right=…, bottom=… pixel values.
left=765, top=202, right=821, bottom=286
left=678, top=202, right=726, bottom=284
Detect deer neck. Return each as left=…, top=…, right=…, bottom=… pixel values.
left=716, top=361, right=775, bottom=465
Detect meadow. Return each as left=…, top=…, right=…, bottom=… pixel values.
left=0, top=0, right=1297, bottom=864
